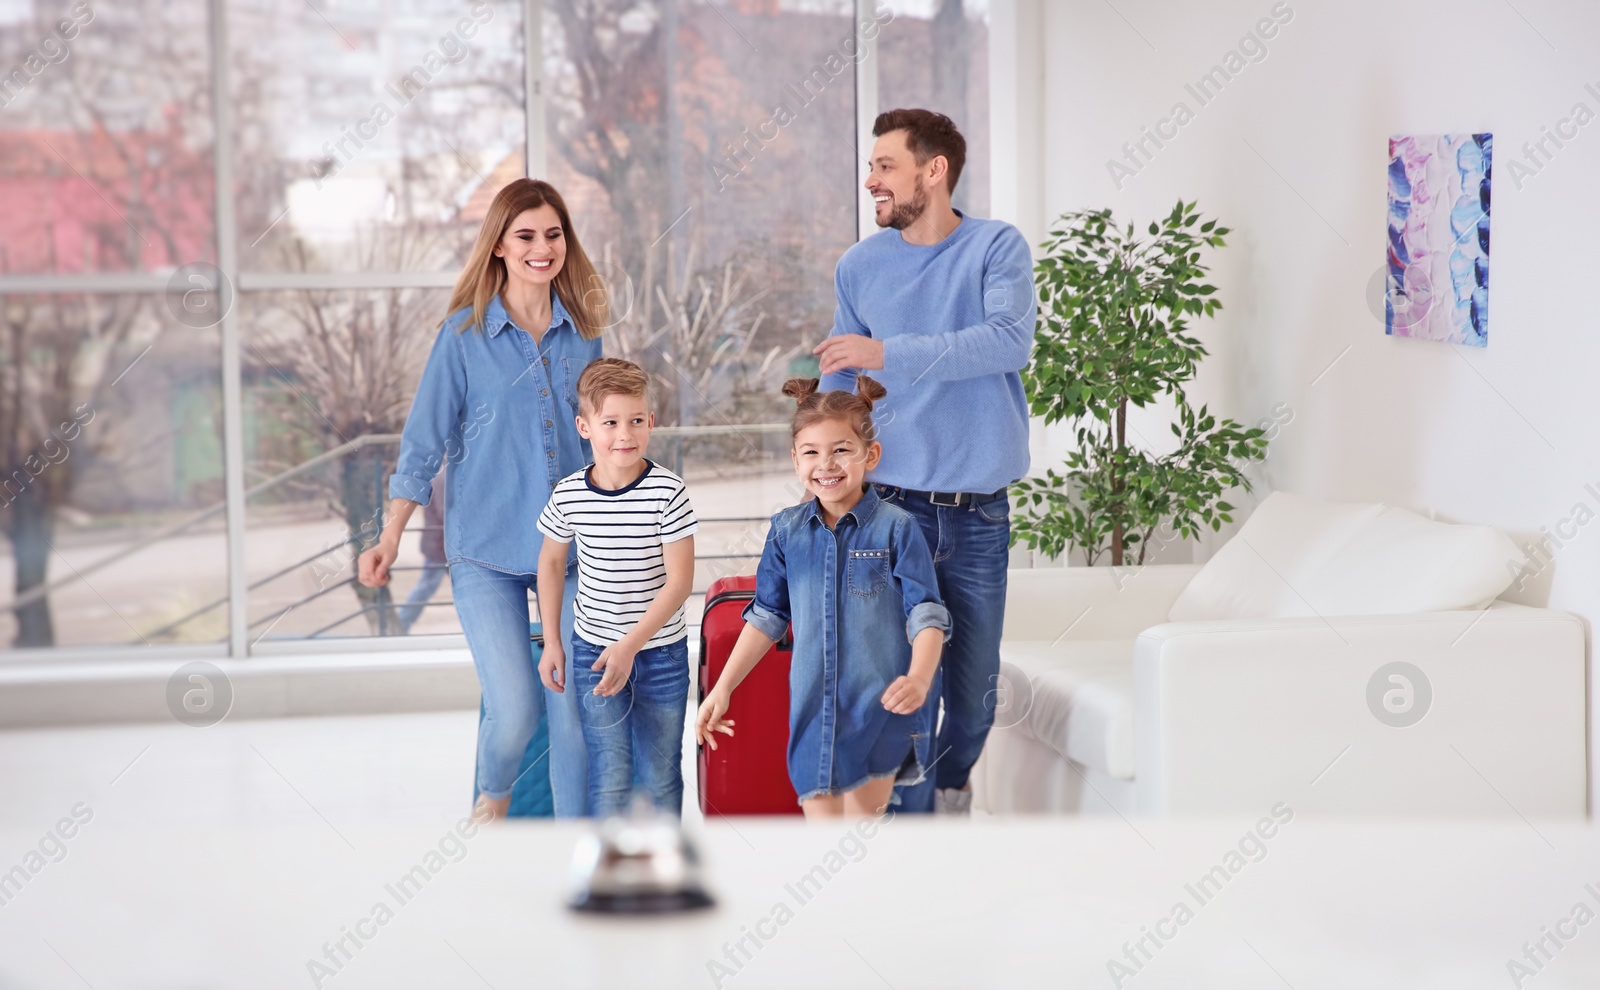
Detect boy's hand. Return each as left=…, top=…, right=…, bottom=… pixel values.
left=881, top=672, right=932, bottom=715
left=592, top=640, right=638, bottom=696
left=538, top=643, right=565, bottom=693
left=695, top=691, right=735, bottom=750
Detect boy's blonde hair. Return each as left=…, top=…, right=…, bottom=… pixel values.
left=576, top=358, right=650, bottom=415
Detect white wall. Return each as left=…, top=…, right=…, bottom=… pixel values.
left=1026, top=0, right=1600, bottom=803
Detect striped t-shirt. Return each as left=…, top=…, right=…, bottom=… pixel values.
left=536, top=460, right=698, bottom=648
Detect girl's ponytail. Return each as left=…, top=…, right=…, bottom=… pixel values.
left=855, top=375, right=886, bottom=408
left=782, top=377, right=821, bottom=404
left=786, top=375, right=888, bottom=445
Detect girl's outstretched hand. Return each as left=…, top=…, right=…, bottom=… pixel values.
left=882, top=674, right=931, bottom=715
left=695, top=692, right=735, bottom=750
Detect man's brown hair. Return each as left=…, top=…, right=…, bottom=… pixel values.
left=873, top=108, right=967, bottom=195
left=576, top=358, right=650, bottom=415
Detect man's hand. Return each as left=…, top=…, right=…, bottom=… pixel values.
left=813, top=334, right=885, bottom=376
left=592, top=639, right=639, bottom=697
left=881, top=672, right=933, bottom=715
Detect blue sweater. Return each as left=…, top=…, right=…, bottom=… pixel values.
left=819, top=212, right=1036, bottom=493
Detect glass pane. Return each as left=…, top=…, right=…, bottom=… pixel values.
left=0, top=295, right=226, bottom=650
left=878, top=0, right=990, bottom=218
left=239, top=287, right=460, bottom=641
left=0, top=1, right=215, bottom=275
left=229, top=0, right=527, bottom=272
left=543, top=0, right=860, bottom=590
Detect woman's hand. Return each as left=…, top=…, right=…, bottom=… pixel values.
left=695, top=691, right=735, bottom=750
left=358, top=539, right=399, bottom=588
left=539, top=643, right=566, bottom=693
left=881, top=672, right=933, bottom=715
left=358, top=500, right=420, bottom=588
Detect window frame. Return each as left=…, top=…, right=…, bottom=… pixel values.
left=0, top=0, right=996, bottom=660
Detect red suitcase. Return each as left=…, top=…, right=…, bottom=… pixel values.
left=698, top=575, right=802, bottom=816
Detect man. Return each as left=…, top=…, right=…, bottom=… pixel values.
left=817, top=108, right=1036, bottom=814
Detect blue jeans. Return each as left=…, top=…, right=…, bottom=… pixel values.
left=570, top=635, right=690, bottom=818
left=875, top=485, right=1010, bottom=812
left=450, top=559, right=586, bottom=816
left=399, top=560, right=447, bottom=633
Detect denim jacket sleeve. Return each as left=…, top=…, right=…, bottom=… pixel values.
left=893, top=516, right=952, bottom=644
left=388, top=318, right=466, bottom=505
left=742, top=522, right=791, bottom=643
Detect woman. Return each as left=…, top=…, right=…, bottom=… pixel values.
left=359, top=178, right=607, bottom=820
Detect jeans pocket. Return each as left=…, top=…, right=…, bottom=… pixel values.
left=846, top=548, right=890, bottom=598
left=975, top=495, right=1012, bottom=525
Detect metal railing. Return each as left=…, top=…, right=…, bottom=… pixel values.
left=4, top=433, right=405, bottom=615
left=7, top=425, right=790, bottom=646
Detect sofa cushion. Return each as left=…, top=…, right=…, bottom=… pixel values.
left=1168, top=491, right=1520, bottom=621
left=1299, top=504, right=1522, bottom=614
left=997, top=640, right=1136, bottom=780
left=1168, top=492, right=1382, bottom=621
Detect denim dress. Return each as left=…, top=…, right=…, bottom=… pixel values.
left=742, top=485, right=952, bottom=803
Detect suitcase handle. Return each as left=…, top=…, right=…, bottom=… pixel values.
left=703, top=588, right=793, bottom=652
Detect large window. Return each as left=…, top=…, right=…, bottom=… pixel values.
left=879, top=0, right=989, bottom=217
left=0, top=1, right=222, bottom=651
left=0, top=0, right=988, bottom=656
left=229, top=0, right=527, bottom=273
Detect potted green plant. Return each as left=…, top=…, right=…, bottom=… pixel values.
left=1012, top=201, right=1267, bottom=566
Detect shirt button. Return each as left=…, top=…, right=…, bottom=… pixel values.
left=542, top=357, right=549, bottom=365
left=548, top=450, right=556, bottom=458
left=541, top=388, right=549, bottom=396
left=545, top=420, right=553, bottom=427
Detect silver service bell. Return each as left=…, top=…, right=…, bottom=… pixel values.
left=568, top=797, right=714, bottom=914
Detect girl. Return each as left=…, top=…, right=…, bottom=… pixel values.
left=695, top=377, right=950, bottom=818
left=358, top=179, right=607, bottom=820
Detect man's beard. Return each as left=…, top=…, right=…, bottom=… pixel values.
left=881, top=181, right=929, bottom=231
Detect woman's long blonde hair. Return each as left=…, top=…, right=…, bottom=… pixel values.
left=444, top=178, right=606, bottom=339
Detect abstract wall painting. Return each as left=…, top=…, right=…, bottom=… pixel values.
left=1385, top=133, right=1492, bottom=347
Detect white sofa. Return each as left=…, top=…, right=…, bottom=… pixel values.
left=972, top=493, right=1588, bottom=817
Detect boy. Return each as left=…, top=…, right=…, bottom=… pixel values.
left=536, top=358, right=698, bottom=817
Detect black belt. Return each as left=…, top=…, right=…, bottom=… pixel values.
left=877, top=483, right=1008, bottom=508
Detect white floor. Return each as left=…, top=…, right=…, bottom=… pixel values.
left=0, top=708, right=706, bottom=832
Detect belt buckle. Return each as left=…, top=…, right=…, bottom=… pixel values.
left=928, top=490, right=962, bottom=507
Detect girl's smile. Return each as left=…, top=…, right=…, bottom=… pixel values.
left=792, top=417, right=881, bottom=526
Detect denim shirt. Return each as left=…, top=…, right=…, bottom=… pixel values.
left=743, top=485, right=952, bottom=800
left=388, top=293, right=602, bottom=575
